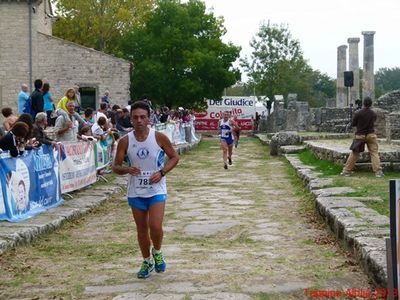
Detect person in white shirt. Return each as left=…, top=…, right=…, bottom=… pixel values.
left=112, top=101, right=179, bottom=279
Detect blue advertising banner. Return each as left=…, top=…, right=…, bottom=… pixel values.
left=0, top=145, right=62, bottom=222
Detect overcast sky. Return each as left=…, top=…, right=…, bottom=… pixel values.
left=201, top=0, right=400, bottom=80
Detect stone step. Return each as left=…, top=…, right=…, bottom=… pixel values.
left=280, top=145, right=306, bottom=154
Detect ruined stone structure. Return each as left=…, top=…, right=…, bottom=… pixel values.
left=264, top=89, right=400, bottom=139
left=0, top=0, right=131, bottom=116
left=362, top=31, right=375, bottom=100
left=347, top=38, right=360, bottom=104
left=336, top=45, right=347, bottom=108
left=336, top=32, right=376, bottom=108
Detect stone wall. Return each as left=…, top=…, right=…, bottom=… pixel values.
left=386, top=112, right=400, bottom=141
left=0, top=2, right=31, bottom=110
left=264, top=94, right=393, bottom=137
left=37, top=33, right=131, bottom=108
left=374, top=108, right=388, bottom=138
left=0, top=0, right=131, bottom=120
left=35, top=0, right=53, bottom=36
left=375, top=90, right=400, bottom=113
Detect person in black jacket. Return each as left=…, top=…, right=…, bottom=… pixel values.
left=32, top=112, right=57, bottom=147
left=0, top=122, right=31, bottom=157
left=31, top=79, right=44, bottom=117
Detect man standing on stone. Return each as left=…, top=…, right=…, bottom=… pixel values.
left=31, top=79, right=44, bottom=118
left=340, top=97, right=384, bottom=178
left=18, top=84, right=29, bottom=115
left=112, top=101, right=179, bottom=279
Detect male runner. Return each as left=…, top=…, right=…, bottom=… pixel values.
left=113, top=101, right=179, bottom=278
left=218, top=111, right=236, bottom=169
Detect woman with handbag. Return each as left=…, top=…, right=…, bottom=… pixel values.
left=340, top=97, right=384, bottom=178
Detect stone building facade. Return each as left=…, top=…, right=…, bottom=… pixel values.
left=0, top=0, right=131, bottom=117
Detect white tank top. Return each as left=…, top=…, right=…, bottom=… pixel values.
left=127, top=129, right=167, bottom=198
left=220, top=119, right=233, bottom=140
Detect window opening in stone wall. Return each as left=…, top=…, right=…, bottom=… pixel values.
left=79, top=87, right=97, bottom=110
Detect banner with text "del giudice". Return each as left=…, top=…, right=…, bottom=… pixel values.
left=59, top=141, right=97, bottom=194
left=0, top=145, right=62, bottom=222
left=194, top=96, right=257, bottom=131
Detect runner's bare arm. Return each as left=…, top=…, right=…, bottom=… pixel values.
left=150, top=132, right=179, bottom=184
left=229, top=120, right=237, bottom=132
left=112, top=135, right=141, bottom=176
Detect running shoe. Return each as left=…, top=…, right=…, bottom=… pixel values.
left=152, top=249, right=166, bottom=273
left=224, top=164, right=228, bottom=170
left=339, top=171, right=351, bottom=177
left=137, top=260, right=154, bottom=278
left=375, top=171, right=385, bottom=178
left=228, top=157, right=232, bottom=165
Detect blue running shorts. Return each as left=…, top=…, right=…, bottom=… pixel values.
left=128, top=194, right=167, bottom=211
left=221, top=137, right=234, bottom=146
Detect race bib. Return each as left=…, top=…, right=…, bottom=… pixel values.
left=221, top=129, right=229, bottom=137
left=134, top=170, right=160, bottom=195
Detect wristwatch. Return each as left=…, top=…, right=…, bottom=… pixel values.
left=159, top=169, right=166, bottom=177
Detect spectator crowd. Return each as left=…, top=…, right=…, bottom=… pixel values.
left=0, top=79, right=196, bottom=158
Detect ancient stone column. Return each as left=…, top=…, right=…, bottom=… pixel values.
left=362, top=31, right=376, bottom=100
left=336, top=45, right=347, bottom=108
left=347, top=38, right=360, bottom=105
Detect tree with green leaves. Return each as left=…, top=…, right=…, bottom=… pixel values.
left=119, top=0, right=241, bottom=108
left=241, top=22, right=333, bottom=107
left=375, top=67, right=400, bottom=98
left=53, top=0, right=154, bottom=54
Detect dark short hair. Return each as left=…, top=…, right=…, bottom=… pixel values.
left=34, top=79, right=43, bottom=89
left=11, top=122, right=29, bottom=138
left=122, top=108, right=129, bottom=113
left=112, top=104, right=120, bottom=111
left=100, top=103, right=107, bottom=110
left=131, top=101, right=150, bottom=117
left=1, top=107, right=13, bottom=118
left=84, top=108, right=94, bottom=118
left=363, top=96, right=373, bottom=108
left=97, top=116, right=107, bottom=126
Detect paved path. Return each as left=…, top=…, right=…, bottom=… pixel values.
left=0, top=137, right=372, bottom=299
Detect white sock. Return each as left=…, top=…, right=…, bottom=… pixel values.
left=152, top=248, right=162, bottom=254
left=144, top=256, right=152, bottom=263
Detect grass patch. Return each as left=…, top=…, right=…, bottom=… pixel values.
left=298, top=150, right=342, bottom=176
left=294, top=149, right=396, bottom=217
left=282, top=159, right=315, bottom=214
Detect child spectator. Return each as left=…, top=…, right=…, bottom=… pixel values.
left=2, top=107, right=18, bottom=131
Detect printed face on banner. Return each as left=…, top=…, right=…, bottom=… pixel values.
left=11, top=159, right=30, bottom=213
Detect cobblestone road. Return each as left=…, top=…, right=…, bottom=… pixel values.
left=0, top=137, right=372, bottom=299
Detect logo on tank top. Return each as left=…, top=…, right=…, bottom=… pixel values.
left=137, top=148, right=150, bottom=159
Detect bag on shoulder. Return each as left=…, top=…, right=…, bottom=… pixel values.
left=22, top=96, right=34, bottom=115
left=350, top=139, right=366, bottom=153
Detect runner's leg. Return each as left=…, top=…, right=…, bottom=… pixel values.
left=148, top=202, right=165, bottom=250
left=221, top=140, right=228, bottom=168
left=132, top=208, right=151, bottom=258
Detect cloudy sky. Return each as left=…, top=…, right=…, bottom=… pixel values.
left=201, top=0, right=400, bottom=80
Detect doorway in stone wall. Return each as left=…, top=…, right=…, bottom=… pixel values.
left=79, top=87, right=97, bottom=110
